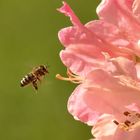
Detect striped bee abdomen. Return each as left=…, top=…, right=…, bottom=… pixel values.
left=20, top=73, right=35, bottom=87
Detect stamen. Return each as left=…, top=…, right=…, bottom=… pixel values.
left=56, top=69, right=83, bottom=84
left=113, top=111, right=140, bottom=131
left=113, top=120, right=119, bottom=125
left=123, top=111, right=131, bottom=116
left=124, top=120, right=131, bottom=126
left=135, top=113, right=140, bottom=118
left=67, top=69, right=77, bottom=78
left=113, top=120, right=131, bottom=131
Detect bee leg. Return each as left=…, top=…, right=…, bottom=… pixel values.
left=32, top=81, right=38, bottom=90
left=37, top=77, right=41, bottom=83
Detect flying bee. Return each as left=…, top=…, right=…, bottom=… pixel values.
left=20, top=65, right=49, bottom=90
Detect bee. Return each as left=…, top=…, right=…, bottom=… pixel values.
left=20, top=65, right=49, bottom=90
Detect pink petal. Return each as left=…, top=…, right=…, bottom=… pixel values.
left=113, top=128, right=140, bottom=140
left=57, top=1, right=83, bottom=27
left=60, top=45, right=105, bottom=76
left=85, top=20, right=135, bottom=57
left=97, top=0, right=140, bottom=45
left=93, top=128, right=140, bottom=140
left=125, top=103, right=140, bottom=113
left=92, top=114, right=117, bottom=138
left=132, top=0, right=140, bottom=21
left=68, top=68, right=140, bottom=125
left=68, top=84, right=101, bottom=125
left=84, top=69, right=140, bottom=115
left=136, top=63, right=140, bottom=79
left=97, top=0, right=139, bottom=26
left=110, top=57, right=137, bottom=79
left=92, top=114, right=140, bottom=140
left=58, top=2, right=139, bottom=76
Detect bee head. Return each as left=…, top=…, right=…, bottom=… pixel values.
left=40, top=65, right=49, bottom=73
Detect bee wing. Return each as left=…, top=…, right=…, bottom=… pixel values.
left=32, top=81, right=38, bottom=90
left=32, top=66, right=39, bottom=72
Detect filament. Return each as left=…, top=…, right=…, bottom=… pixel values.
left=56, top=69, right=83, bottom=84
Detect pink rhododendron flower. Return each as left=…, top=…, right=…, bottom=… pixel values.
left=57, top=1, right=140, bottom=139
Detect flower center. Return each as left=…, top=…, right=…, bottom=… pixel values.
left=113, top=111, right=140, bottom=131
left=56, top=69, right=83, bottom=84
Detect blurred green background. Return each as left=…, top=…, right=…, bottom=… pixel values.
left=0, top=0, right=100, bottom=140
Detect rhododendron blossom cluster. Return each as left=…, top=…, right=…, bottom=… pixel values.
left=57, top=0, right=140, bottom=139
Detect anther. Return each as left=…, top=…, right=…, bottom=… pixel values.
left=113, top=120, right=119, bottom=125
left=135, top=113, right=140, bottom=118
left=124, top=120, right=131, bottom=126
left=123, top=111, right=131, bottom=116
